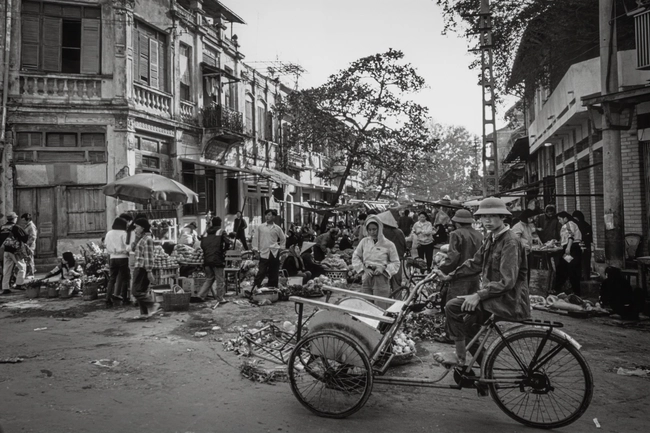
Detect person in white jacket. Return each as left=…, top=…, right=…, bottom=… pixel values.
left=104, top=217, right=129, bottom=307
left=352, top=216, right=400, bottom=309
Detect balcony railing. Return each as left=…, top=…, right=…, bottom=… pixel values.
left=180, top=100, right=197, bottom=124
left=288, top=149, right=305, bottom=167
left=200, top=104, right=244, bottom=133
left=19, top=73, right=103, bottom=100
left=172, top=2, right=195, bottom=25
left=133, top=83, right=172, bottom=118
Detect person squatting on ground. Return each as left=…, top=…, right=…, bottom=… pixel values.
left=252, top=209, right=286, bottom=289
left=0, top=212, right=29, bottom=294
left=352, top=216, right=400, bottom=309
left=42, top=251, right=84, bottom=294
left=314, top=228, right=338, bottom=261
left=435, top=198, right=530, bottom=369
left=105, top=217, right=130, bottom=307
left=130, top=218, right=160, bottom=318
left=412, top=211, right=435, bottom=271
left=21, top=213, right=38, bottom=278
left=196, top=217, right=230, bottom=304
left=438, top=209, right=483, bottom=304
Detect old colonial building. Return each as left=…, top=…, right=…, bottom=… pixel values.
left=0, top=0, right=359, bottom=258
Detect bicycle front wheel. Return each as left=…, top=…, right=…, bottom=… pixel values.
left=484, top=329, right=593, bottom=429
left=288, top=331, right=373, bottom=418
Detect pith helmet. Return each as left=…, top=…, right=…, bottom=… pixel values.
left=452, top=209, right=475, bottom=224
left=473, top=197, right=512, bottom=216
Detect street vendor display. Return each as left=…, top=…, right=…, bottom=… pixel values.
left=41, top=251, right=85, bottom=297
left=529, top=241, right=564, bottom=295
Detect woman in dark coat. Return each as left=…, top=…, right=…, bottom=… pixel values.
left=300, top=242, right=326, bottom=279
left=572, top=210, right=593, bottom=280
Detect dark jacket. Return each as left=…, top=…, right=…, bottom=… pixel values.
left=302, top=252, right=325, bottom=278
left=282, top=254, right=305, bottom=276
left=200, top=227, right=230, bottom=267
left=398, top=215, right=415, bottom=237
left=383, top=226, right=407, bottom=258
left=439, top=226, right=483, bottom=282
left=0, top=223, right=29, bottom=254
left=576, top=221, right=593, bottom=246
left=536, top=214, right=561, bottom=243
left=234, top=218, right=247, bottom=237
left=339, top=235, right=353, bottom=251
left=451, top=227, right=531, bottom=321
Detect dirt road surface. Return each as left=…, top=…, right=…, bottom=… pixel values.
left=1, top=292, right=649, bottom=433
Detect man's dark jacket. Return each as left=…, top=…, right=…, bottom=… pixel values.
left=200, top=227, right=230, bottom=267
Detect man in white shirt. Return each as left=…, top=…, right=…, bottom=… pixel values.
left=252, top=209, right=286, bottom=289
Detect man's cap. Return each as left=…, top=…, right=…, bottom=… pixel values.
left=6, top=212, right=18, bottom=220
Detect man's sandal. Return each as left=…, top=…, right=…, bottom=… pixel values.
left=433, top=352, right=465, bottom=369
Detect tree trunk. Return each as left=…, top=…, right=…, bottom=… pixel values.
left=319, top=154, right=355, bottom=233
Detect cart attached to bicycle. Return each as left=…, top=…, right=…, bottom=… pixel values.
left=288, top=273, right=593, bottom=429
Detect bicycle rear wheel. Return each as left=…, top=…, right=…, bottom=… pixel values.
left=288, top=330, right=373, bottom=418
left=484, top=329, right=593, bottom=429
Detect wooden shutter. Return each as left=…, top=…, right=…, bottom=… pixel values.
left=138, top=32, right=149, bottom=82
left=149, top=39, right=159, bottom=89
left=42, top=17, right=62, bottom=71
left=158, top=40, right=166, bottom=92
left=80, top=18, right=101, bottom=74
left=21, top=16, right=40, bottom=70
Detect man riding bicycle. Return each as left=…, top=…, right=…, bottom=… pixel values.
left=435, top=198, right=531, bottom=368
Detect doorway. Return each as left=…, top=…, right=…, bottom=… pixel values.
left=14, top=187, right=57, bottom=257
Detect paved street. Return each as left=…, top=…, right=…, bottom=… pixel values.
left=1, top=294, right=648, bottom=433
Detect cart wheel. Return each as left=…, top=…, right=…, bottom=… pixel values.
left=288, top=330, right=373, bottom=418
left=483, top=329, right=593, bottom=429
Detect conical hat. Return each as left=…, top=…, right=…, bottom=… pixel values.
left=374, top=210, right=398, bottom=228
left=300, top=242, right=315, bottom=255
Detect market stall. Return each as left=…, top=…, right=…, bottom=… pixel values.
left=103, top=173, right=199, bottom=301
left=528, top=244, right=564, bottom=295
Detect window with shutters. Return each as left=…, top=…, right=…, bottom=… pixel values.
left=13, top=131, right=106, bottom=163
left=133, top=20, right=168, bottom=92
left=20, top=1, right=101, bottom=74
left=134, top=136, right=171, bottom=175
left=179, top=44, right=192, bottom=101
left=257, top=101, right=267, bottom=140
left=245, top=94, right=254, bottom=135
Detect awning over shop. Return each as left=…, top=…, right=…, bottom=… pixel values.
left=503, top=137, right=530, bottom=163
left=179, top=157, right=255, bottom=176
left=246, top=166, right=309, bottom=188
left=277, top=200, right=334, bottom=216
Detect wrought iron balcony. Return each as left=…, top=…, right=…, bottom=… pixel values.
left=199, top=104, right=244, bottom=133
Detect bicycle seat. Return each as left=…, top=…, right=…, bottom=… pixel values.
left=494, top=317, right=564, bottom=328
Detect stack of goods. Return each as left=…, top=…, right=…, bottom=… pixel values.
left=153, top=245, right=179, bottom=268
left=433, top=244, right=449, bottom=267
left=391, top=331, right=417, bottom=363
left=532, top=240, right=562, bottom=251
left=83, top=246, right=109, bottom=290
left=321, top=255, right=348, bottom=270
left=339, top=249, right=354, bottom=265
left=240, top=260, right=258, bottom=280
left=401, top=312, right=447, bottom=342
left=172, top=244, right=203, bottom=265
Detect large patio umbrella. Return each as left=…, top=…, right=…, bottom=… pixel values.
left=102, top=173, right=199, bottom=204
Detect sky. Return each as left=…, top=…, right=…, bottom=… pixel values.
left=223, top=0, right=513, bottom=136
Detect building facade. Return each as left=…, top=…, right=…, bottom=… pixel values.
left=0, top=0, right=360, bottom=258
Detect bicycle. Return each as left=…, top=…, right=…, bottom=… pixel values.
left=288, top=272, right=593, bottom=429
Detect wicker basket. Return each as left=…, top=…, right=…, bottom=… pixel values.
left=82, top=282, right=99, bottom=301
left=324, top=269, right=347, bottom=280
left=47, top=284, right=59, bottom=298
left=162, top=285, right=191, bottom=311
left=25, top=285, right=40, bottom=299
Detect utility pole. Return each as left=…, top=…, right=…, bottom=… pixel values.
left=600, top=0, right=625, bottom=267
left=478, top=0, right=498, bottom=197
